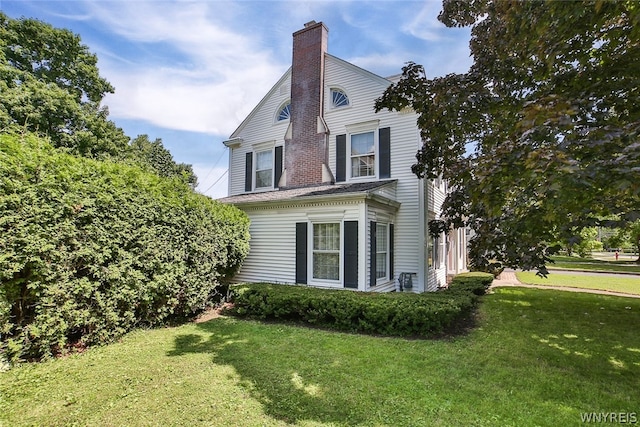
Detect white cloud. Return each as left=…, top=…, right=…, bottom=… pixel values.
left=69, top=0, right=471, bottom=137
left=422, top=35, right=473, bottom=78
left=401, top=2, right=445, bottom=42
left=88, top=1, right=287, bottom=136
left=103, top=61, right=282, bottom=135
left=6, top=0, right=475, bottom=197
left=348, top=52, right=413, bottom=78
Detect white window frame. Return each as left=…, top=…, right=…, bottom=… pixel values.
left=254, top=148, right=273, bottom=190
left=346, top=120, right=380, bottom=181
left=376, top=223, right=389, bottom=282
left=311, top=222, right=342, bottom=284
left=350, top=131, right=376, bottom=179
left=329, top=87, right=350, bottom=110
left=275, top=100, right=291, bottom=123
left=251, top=140, right=276, bottom=191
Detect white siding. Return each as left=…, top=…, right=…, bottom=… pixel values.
left=234, top=201, right=363, bottom=287
left=222, top=54, right=467, bottom=292
left=228, top=71, right=291, bottom=196
left=425, top=180, right=451, bottom=290
left=366, top=205, right=400, bottom=292
left=448, top=228, right=468, bottom=275
left=324, top=55, right=425, bottom=291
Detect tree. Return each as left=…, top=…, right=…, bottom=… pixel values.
left=0, top=13, right=199, bottom=190
left=0, top=12, right=129, bottom=157
left=375, top=0, right=640, bottom=273
left=607, top=220, right=640, bottom=261
left=130, top=135, right=198, bottom=188
left=562, top=227, right=603, bottom=258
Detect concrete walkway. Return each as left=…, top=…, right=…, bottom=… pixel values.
left=490, top=270, right=640, bottom=299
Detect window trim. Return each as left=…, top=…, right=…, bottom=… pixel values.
left=310, top=222, right=342, bottom=284
left=275, top=100, right=291, bottom=123
left=345, top=120, right=380, bottom=181
left=350, top=130, right=376, bottom=179
left=253, top=148, right=274, bottom=190
left=329, top=87, right=349, bottom=110
left=249, top=140, right=279, bottom=192
left=336, top=124, right=390, bottom=183
left=375, top=223, right=389, bottom=282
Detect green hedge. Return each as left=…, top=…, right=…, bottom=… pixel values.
left=448, top=272, right=494, bottom=295
left=0, top=133, right=250, bottom=361
left=228, top=273, right=493, bottom=337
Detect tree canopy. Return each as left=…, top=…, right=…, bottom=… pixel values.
left=376, top=0, right=640, bottom=273
left=0, top=11, right=129, bottom=157
left=607, top=220, right=640, bottom=262
left=130, top=135, right=198, bottom=188
left=0, top=12, right=198, bottom=188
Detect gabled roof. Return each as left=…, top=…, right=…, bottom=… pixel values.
left=325, top=53, right=393, bottom=87
left=218, top=180, right=399, bottom=208
left=228, top=53, right=396, bottom=141
left=229, top=67, right=292, bottom=139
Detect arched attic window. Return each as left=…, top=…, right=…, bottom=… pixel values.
left=277, top=101, right=291, bottom=122
left=330, top=88, right=349, bottom=108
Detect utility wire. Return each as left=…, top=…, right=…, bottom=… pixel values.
left=199, top=146, right=228, bottom=182
left=201, top=168, right=228, bottom=196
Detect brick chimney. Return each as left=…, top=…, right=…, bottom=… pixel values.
left=284, top=21, right=332, bottom=188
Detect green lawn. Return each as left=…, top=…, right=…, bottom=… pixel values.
left=2, top=289, right=639, bottom=426
left=517, top=271, right=640, bottom=295
left=548, top=255, right=640, bottom=274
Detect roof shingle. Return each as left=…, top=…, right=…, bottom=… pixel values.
left=218, top=180, right=397, bottom=205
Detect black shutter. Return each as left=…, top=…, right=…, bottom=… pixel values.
left=295, top=222, right=307, bottom=284
left=244, top=152, right=253, bottom=192
left=379, top=127, right=391, bottom=179
left=274, top=146, right=283, bottom=188
left=369, top=221, right=376, bottom=287
left=336, top=134, right=346, bottom=182
left=389, top=224, right=394, bottom=280
left=344, top=221, right=358, bottom=289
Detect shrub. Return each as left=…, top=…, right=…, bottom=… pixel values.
left=0, top=133, right=250, bottom=361
left=448, top=272, right=494, bottom=295
left=228, top=273, right=492, bottom=338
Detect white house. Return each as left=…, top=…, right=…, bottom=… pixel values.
left=219, top=21, right=467, bottom=292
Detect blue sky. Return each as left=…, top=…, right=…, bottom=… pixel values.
left=1, top=0, right=472, bottom=198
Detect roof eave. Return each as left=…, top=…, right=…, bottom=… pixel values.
left=226, top=190, right=400, bottom=210
left=229, top=67, right=292, bottom=139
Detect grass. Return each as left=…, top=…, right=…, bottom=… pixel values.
left=516, top=271, right=640, bottom=295
left=2, top=289, right=640, bottom=426
left=548, top=255, right=640, bottom=274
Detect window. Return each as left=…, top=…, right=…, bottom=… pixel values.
left=336, top=126, right=390, bottom=183
left=428, top=236, right=441, bottom=269
left=330, top=88, right=349, bottom=108
left=277, top=101, right=291, bottom=121
left=351, top=131, right=375, bottom=178
left=255, top=150, right=272, bottom=189
left=376, top=223, right=388, bottom=279
left=313, top=223, right=340, bottom=280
